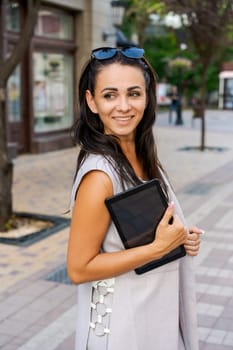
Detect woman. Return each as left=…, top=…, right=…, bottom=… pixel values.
left=67, top=47, right=202, bottom=350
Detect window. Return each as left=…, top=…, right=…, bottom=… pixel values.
left=6, top=0, right=20, bottom=32
left=35, top=9, right=73, bottom=40
left=33, top=52, right=73, bottom=133
left=224, top=78, right=233, bottom=109
left=7, top=65, right=21, bottom=121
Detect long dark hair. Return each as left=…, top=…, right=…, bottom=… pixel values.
left=72, top=50, right=166, bottom=189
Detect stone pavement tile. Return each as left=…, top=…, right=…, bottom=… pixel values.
left=201, top=344, right=233, bottom=350
left=198, top=275, right=233, bottom=288
left=223, top=331, right=233, bottom=347
left=0, top=345, right=21, bottom=350
left=221, top=306, right=233, bottom=319
left=207, top=329, right=227, bottom=345
left=228, top=297, right=233, bottom=306
left=0, top=280, right=57, bottom=323
left=36, top=287, right=76, bottom=327
left=16, top=305, right=76, bottom=350
left=0, top=259, right=76, bottom=348
left=0, top=318, right=29, bottom=337
left=196, top=205, right=232, bottom=232
left=201, top=250, right=231, bottom=269
left=225, top=261, right=233, bottom=271
left=198, top=293, right=231, bottom=306
left=198, top=314, right=218, bottom=328
left=0, top=228, right=69, bottom=294
left=197, top=283, right=233, bottom=298
left=25, top=283, right=76, bottom=314
left=198, top=302, right=224, bottom=318
left=13, top=148, right=77, bottom=216
left=196, top=274, right=216, bottom=284
left=215, top=318, right=233, bottom=332
left=3, top=335, right=29, bottom=347
left=0, top=302, right=20, bottom=323
left=10, top=307, right=47, bottom=327
left=199, top=327, right=233, bottom=348
left=199, top=326, right=212, bottom=342
left=0, top=334, right=10, bottom=347
left=54, top=333, right=75, bottom=350
left=199, top=340, right=206, bottom=349
left=1, top=283, right=76, bottom=348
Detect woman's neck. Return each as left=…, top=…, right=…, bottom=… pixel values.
left=120, top=141, right=147, bottom=181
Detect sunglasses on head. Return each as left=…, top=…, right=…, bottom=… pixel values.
left=91, top=47, right=145, bottom=60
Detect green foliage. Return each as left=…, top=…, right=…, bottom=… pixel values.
left=3, top=215, right=16, bottom=232
left=144, top=33, right=177, bottom=80
left=122, top=0, right=165, bottom=46
left=144, top=33, right=221, bottom=98
left=121, top=0, right=233, bottom=100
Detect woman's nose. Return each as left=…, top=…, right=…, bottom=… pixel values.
left=116, top=96, right=130, bottom=112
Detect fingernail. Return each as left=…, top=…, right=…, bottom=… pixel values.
left=200, top=229, right=205, bottom=234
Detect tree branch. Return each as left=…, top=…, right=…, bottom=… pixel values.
left=0, top=0, right=41, bottom=83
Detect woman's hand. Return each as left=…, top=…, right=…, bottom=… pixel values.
left=184, top=226, right=204, bottom=256
left=152, top=202, right=188, bottom=258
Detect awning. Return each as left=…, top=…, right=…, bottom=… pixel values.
left=219, top=71, right=233, bottom=78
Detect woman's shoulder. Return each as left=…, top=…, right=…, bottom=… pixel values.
left=70, top=154, right=120, bottom=208
left=80, top=153, right=114, bottom=174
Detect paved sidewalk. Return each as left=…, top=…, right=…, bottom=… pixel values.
left=0, top=109, right=233, bottom=349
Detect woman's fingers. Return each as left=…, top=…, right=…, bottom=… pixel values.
left=160, top=201, right=174, bottom=226
left=184, top=230, right=203, bottom=256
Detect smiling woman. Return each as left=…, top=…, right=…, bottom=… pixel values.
left=67, top=47, right=202, bottom=350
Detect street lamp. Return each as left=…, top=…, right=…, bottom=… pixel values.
left=111, top=1, right=126, bottom=26
left=102, top=1, right=126, bottom=41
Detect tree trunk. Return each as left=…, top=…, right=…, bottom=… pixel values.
left=200, top=67, right=207, bottom=151
left=0, top=0, right=41, bottom=230
left=0, top=83, right=13, bottom=230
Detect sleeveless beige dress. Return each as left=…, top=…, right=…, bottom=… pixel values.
left=70, top=154, right=199, bottom=350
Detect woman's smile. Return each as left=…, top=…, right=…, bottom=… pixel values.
left=112, top=115, right=134, bottom=123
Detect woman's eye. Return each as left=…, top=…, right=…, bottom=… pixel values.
left=129, top=91, right=141, bottom=97
left=103, top=93, right=115, bottom=99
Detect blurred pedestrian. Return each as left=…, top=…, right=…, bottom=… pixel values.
left=168, top=85, right=182, bottom=124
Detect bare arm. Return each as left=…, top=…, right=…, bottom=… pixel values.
left=67, top=171, right=187, bottom=284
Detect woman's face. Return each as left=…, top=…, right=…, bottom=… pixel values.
left=86, top=63, right=147, bottom=141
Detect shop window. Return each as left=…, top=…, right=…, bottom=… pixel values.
left=35, top=9, right=73, bottom=40
left=7, top=65, right=21, bottom=122
left=224, top=79, right=233, bottom=109
left=33, top=52, right=73, bottom=133
left=6, top=0, right=20, bottom=32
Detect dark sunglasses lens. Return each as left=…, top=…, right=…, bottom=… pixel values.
left=92, top=48, right=116, bottom=60
left=123, top=47, right=145, bottom=58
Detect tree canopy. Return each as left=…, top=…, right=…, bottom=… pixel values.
left=122, top=0, right=233, bottom=150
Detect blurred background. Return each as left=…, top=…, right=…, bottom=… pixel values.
left=1, top=0, right=233, bottom=156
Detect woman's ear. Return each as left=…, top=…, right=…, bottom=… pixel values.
left=85, top=90, right=98, bottom=113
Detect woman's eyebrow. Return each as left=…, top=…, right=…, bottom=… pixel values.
left=101, top=85, right=142, bottom=93
left=128, top=86, right=142, bottom=90
left=101, top=87, right=117, bottom=93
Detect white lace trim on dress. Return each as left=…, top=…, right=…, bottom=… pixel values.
left=89, top=279, right=115, bottom=337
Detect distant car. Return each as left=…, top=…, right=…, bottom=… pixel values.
left=157, top=83, right=171, bottom=106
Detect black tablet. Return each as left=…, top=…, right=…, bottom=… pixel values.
left=105, top=178, right=186, bottom=274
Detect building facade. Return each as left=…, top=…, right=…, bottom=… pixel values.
left=2, top=0, right=118, bottom=154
